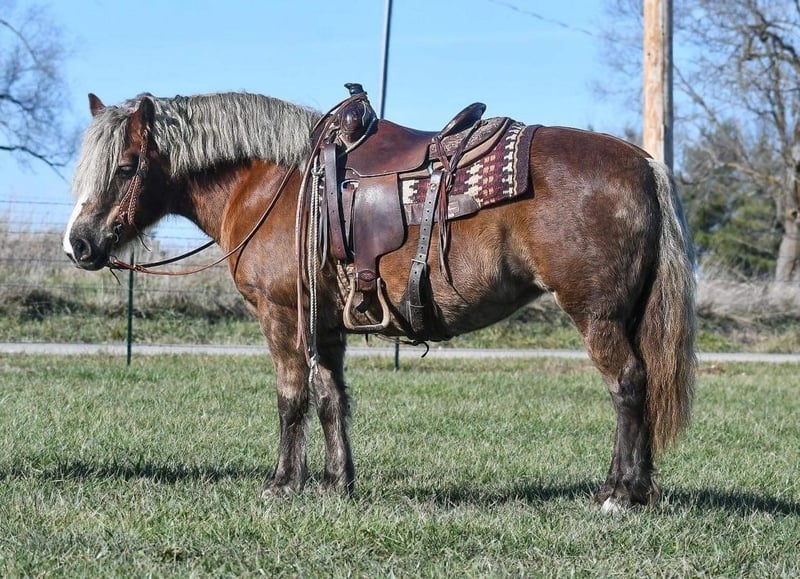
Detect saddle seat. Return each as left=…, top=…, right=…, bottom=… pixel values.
left=344, top=104, right=509, bottom=179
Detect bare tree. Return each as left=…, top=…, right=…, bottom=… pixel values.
left=599, top=0, right=800, bottom=281
left=0, top=3, right=75, bottom=173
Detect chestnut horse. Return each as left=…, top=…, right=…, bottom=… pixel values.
left=63, top=91, right=696, bottom=511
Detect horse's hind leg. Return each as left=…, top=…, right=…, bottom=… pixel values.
left=583, top=318, right=658, bottom=511
left=313, top=331, right=355, bottom=495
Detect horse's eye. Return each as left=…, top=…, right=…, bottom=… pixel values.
left=116, top=164, right=136, bottom=178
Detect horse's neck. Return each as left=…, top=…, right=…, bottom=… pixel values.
left=178, top=160, right=290, bottom=250
left=178, top=163, right=251, bottom=243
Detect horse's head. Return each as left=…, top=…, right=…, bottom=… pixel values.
left=63, top=93, right=171, bottom=270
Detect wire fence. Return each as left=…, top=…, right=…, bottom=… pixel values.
left=3, top=197, right=800, bottom=351
left=1, top=198, right=250, bottom=346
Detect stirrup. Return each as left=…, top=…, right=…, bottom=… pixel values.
left=343, top=277, right=391, bottom=332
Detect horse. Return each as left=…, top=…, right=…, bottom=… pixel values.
left=62, top=89, right=696, bottom=512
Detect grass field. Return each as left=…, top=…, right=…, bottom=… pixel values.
left=1, top=354, right=798, bottom=576
left=5, top=303, right=800, bottom=354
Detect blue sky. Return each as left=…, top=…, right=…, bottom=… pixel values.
left=2, top=0, right=635, bottom=247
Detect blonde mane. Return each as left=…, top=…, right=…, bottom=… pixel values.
left=72, top=92, right=321, bottom=199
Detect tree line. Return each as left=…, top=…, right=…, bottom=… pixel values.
left=601, top=0, right=800, bottom=282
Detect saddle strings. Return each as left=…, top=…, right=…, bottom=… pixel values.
left=305, top=156, right=323, bottom=387
left=293, top=91, right=374, bottom=356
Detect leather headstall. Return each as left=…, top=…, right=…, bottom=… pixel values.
left=115, top=125, right=151, bottom=233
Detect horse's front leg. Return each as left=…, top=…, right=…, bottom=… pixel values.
left=261, top=314, right=312, bottom=497
left=313, top=330, right=355, bottom=496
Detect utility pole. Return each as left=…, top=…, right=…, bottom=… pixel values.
left=377, top=0, right=401, bottom=369
left=377, top=0, right=393, bottom=120
left=643, top=0, right=673, bottom=170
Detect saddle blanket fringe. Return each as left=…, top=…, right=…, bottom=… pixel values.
left=402, top=121, right=537, bottom=225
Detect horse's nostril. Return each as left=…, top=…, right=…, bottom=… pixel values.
left=73, top=237, right=92, bottom=262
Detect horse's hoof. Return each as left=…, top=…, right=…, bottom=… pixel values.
left=600, top=497, right=626, bottom=514
left=593, top=486, right=633, bottom=513
left=594, top=490, right=656, bottom=513
left=260, top=482, right=300, bottom=499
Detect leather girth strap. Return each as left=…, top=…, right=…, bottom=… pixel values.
left=399, top=124, right=480, bottom=340
left=403, top=170, right=450, bottom=341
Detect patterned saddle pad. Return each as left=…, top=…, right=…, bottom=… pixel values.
left=402, top=121, right=539, bottom=225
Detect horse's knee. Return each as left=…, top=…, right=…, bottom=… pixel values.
left=316, top=390, right=349, bottom=426
left=314, top=366, right=348, bottom=414
left=277, top=388, right=310, bottom=422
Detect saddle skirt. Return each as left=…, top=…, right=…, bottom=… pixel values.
left=401, top=120, right=536, bottom=225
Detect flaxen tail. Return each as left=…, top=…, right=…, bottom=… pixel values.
left=640, top=160, right=697, bottom=456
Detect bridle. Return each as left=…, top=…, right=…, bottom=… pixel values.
left=115, top=126, right=150, bottom=232
left=107, top=123, right=292, bottom=276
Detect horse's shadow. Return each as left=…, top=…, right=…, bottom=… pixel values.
left=395, top=479, right=597, bottom=507
left=4, top=459, right=798, bottom=516
left=0, top=457, right=271, bottom=485
left=665, top=488, right=800, bottom=516
left=381, top=472, right=800, bottom=516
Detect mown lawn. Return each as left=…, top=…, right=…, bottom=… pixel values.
left=0, top=354, right=798, bottom=576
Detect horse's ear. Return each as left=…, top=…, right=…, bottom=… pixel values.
left=136, top=96, right=155, bottom=126
left=128, top=96, right=155, bottom=139
left=88, top=93, right=105, bottom=116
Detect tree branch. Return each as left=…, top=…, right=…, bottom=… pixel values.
left=0, top=92, right=36, bottom=114
left=1, top=7, right=76, bottom=171
left=0, top=144, right=69, bottom=181
left=0, top=17, right=47, bottom=70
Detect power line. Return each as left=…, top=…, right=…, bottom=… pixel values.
left=487, top=0, right=595, bottom=36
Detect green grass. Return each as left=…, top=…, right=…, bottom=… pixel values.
left=0, top=311, right=265, bottom=345
left=1, top=354, right=798, bottom=576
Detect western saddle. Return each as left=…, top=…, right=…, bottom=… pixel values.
left=309, top=83, right=507, bottom=341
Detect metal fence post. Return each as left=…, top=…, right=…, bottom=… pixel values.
left=126, top=249, right=134, bottom=366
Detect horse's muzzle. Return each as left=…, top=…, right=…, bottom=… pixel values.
left=65, top=234, right=110, bottom=271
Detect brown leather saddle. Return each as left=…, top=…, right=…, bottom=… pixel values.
left=312, top=83, right=509, bottom=338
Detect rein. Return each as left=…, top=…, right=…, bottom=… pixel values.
left=109, top=166, right=294, bottom=276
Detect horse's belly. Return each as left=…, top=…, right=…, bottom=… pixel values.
left=434, top=281, right=545, bottom=336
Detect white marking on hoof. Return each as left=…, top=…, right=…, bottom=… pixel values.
left=601, top=497, right=623, bottom=514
